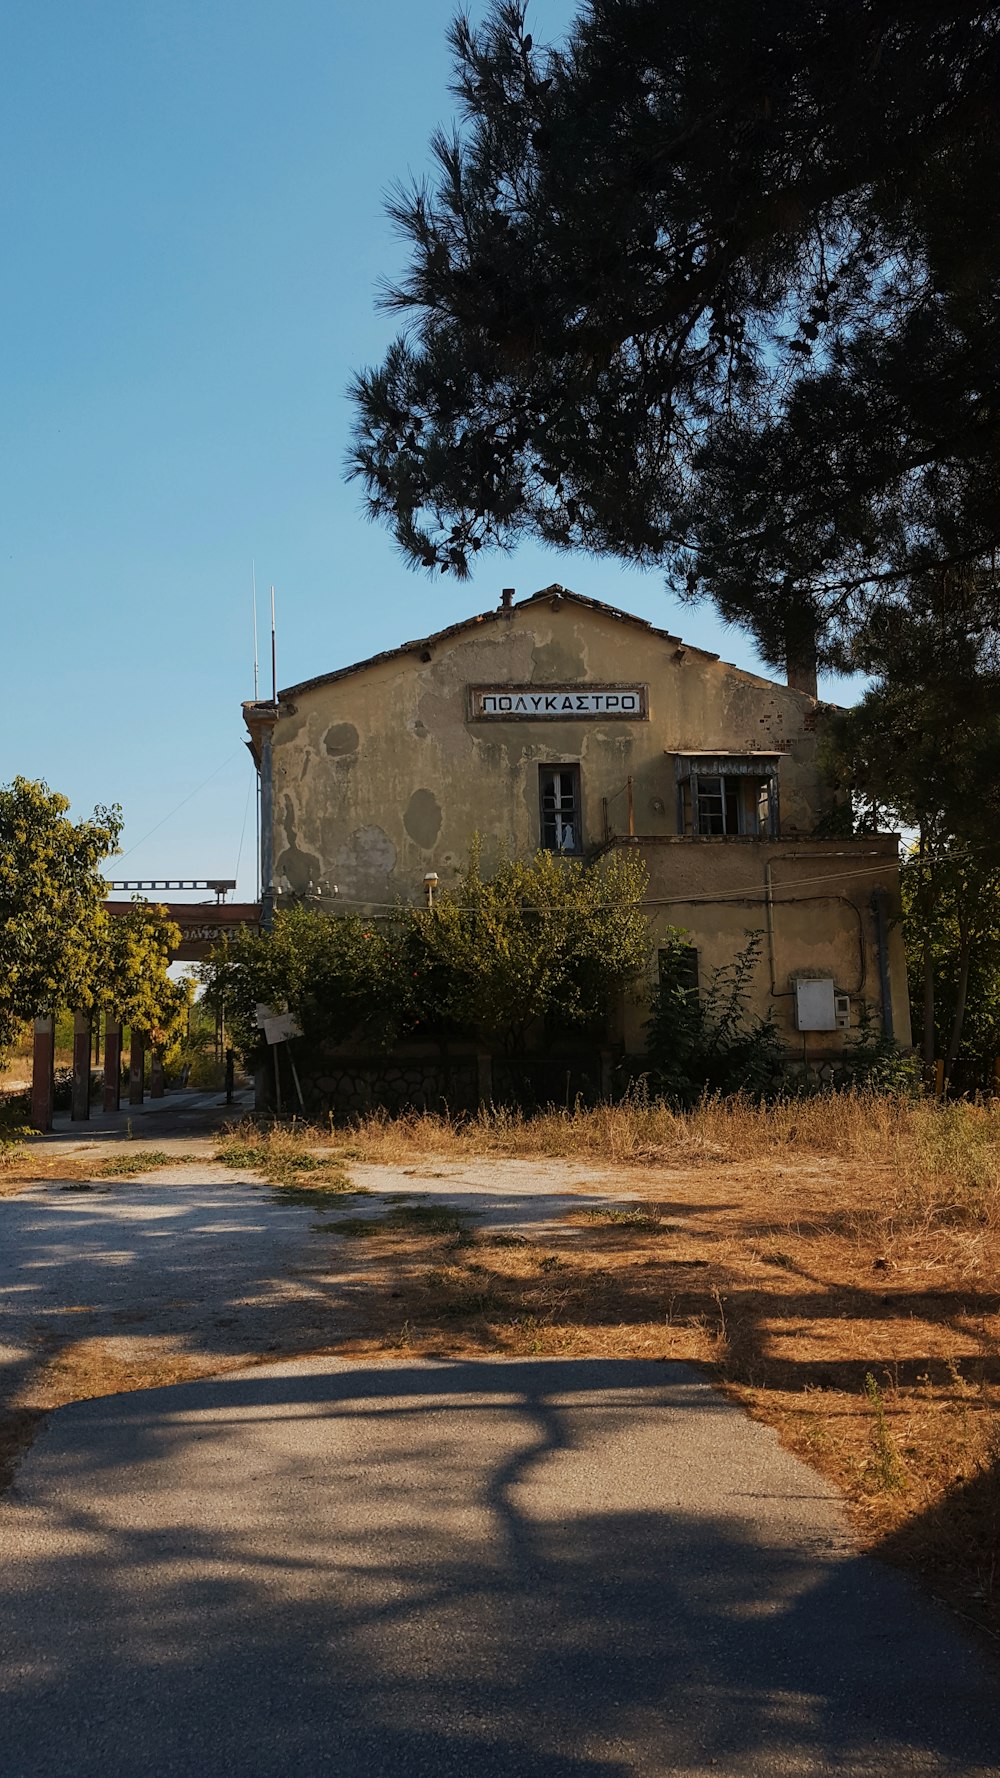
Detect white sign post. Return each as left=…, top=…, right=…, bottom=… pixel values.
left=254, top=1006, right=304, bottom=1110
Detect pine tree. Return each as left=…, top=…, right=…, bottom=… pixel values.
left=349, top=2, right=1000, bottom=672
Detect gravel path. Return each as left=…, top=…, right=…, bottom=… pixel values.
left=0, top=1167, right=360, bottom=1405
left=0, top=1152, right=637, bottom=1415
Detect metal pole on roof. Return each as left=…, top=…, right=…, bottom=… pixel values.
left=252, top=562, right=259, bottom=701
left=252, top=563, right=261, bottom=898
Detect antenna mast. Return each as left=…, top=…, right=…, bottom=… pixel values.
left=252, top=561, right=259, bottom=701
left=270, top=584, right=277, bottom=707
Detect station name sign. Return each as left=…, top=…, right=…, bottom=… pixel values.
left=469, top=684, right=648, bottom=721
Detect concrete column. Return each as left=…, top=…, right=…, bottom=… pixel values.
left=71, top=1011, right=91, bottom=1121
left=31, top=1015, right=56, bottom=1132
left=150, top=1053, right=165, bottom=1099
left=103, top=1017, right=122, bottom=1114
left=128, top=1030, right=145, bottom=1106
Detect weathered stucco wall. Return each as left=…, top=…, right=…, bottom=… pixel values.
left=617, top=835, right=912, bottom=1054
left=251, top=591, right=911, bottom=1059
left=267, top=593, right=828, bottom=907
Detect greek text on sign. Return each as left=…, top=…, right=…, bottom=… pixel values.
left=469, top=684, right=648, bottom=720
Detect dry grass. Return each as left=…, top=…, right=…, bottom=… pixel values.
left=322, top=1086, right=1000, bottom=1183
left=227, top=1091, right=1000, bottom=1231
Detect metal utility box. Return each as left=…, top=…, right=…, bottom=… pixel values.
left=834, top=993, right=852, bottom=1030
left=795, top=978, right=837, bottom=1031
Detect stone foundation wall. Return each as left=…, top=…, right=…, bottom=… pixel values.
left=260, top=1045, right=612, bottom=1118
left=305, top=1055, right=480, bottom=1117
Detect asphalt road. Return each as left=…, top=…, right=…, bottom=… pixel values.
left=2, top=1356, right=999, bottom=1777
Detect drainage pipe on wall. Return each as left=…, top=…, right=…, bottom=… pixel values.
left=764, top=855, right=870, bottom=998
left=259, top=727, right=275, bottom=933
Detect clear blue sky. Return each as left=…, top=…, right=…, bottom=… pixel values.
left=1, top=1, right=853, bottom=900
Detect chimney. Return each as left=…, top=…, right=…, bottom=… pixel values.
left=784, top=610, right=818, bottom=699
left=500, top=587, right=515, bottom=609
left=786, top=654, right=818, bottom=698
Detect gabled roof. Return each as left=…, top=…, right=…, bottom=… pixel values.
left=248, top=584, right=801, bottom=709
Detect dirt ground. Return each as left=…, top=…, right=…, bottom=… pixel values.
left=2, top=1124, right=998, bottom=1646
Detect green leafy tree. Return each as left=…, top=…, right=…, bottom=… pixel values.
left=0, top=778, right=121, bottom=1051
left=95, top=902, right=189, bottom=1051
left=349, top=2, right=1000, bottom=672
left=204, top=905, right=408, bottom=1063
left=901, top=856, right=1000, bottom=1086
left=410, top=843, right=649, bottom=1051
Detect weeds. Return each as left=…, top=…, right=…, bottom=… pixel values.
left=330, top=1216, right=387, bottom=1238
left=863, top=1372, right=908, bottom=1494
left=328, top=1202, right=479, bottom=1242
left=215, top=1123, right=350, bottom=1195
left=95, top=1150, right=178, bottom=1178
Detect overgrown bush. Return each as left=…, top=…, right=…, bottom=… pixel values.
left=838, top=1005, right=922, bottom=1096
left=204, top=845, right=649, bottom=1065
left=644, top=932, right=784, bottom=1104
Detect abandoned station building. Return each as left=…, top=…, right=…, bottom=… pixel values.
left=245, top=587, right=911, bottom=1076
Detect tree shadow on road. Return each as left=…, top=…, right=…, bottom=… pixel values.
left=2, top=1358, right=999, bottom=1778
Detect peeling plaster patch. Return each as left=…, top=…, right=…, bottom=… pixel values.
left=324, top=721, right=360, bottom=756
left=277, top=797, right=321, bottom=894
left=531, top=632, right=587, bottom=682
left=427, top=629, right=535, bottom=685
left=595, top=731, right=634, bottom=762
left=403, top=788, right=442, bottom=850
left=416, top=686, right=471, bottom=744
left=272, top=708, right=308, bottom=749
left=276, top=843, right=322, bottom=894
left=470, top=739, right=505, bottom=771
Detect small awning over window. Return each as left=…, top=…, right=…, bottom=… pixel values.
left=672, top=752, right=782, bottom=778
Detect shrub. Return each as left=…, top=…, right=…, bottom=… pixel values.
left=645, top=932, right=784, bottom=1104
left=838, top=1004, right=922, bottom=1096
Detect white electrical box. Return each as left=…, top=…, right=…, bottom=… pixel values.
left=834, top=993, right=852, bottom=1030
left=795, top=978, right=837, bottom=1031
